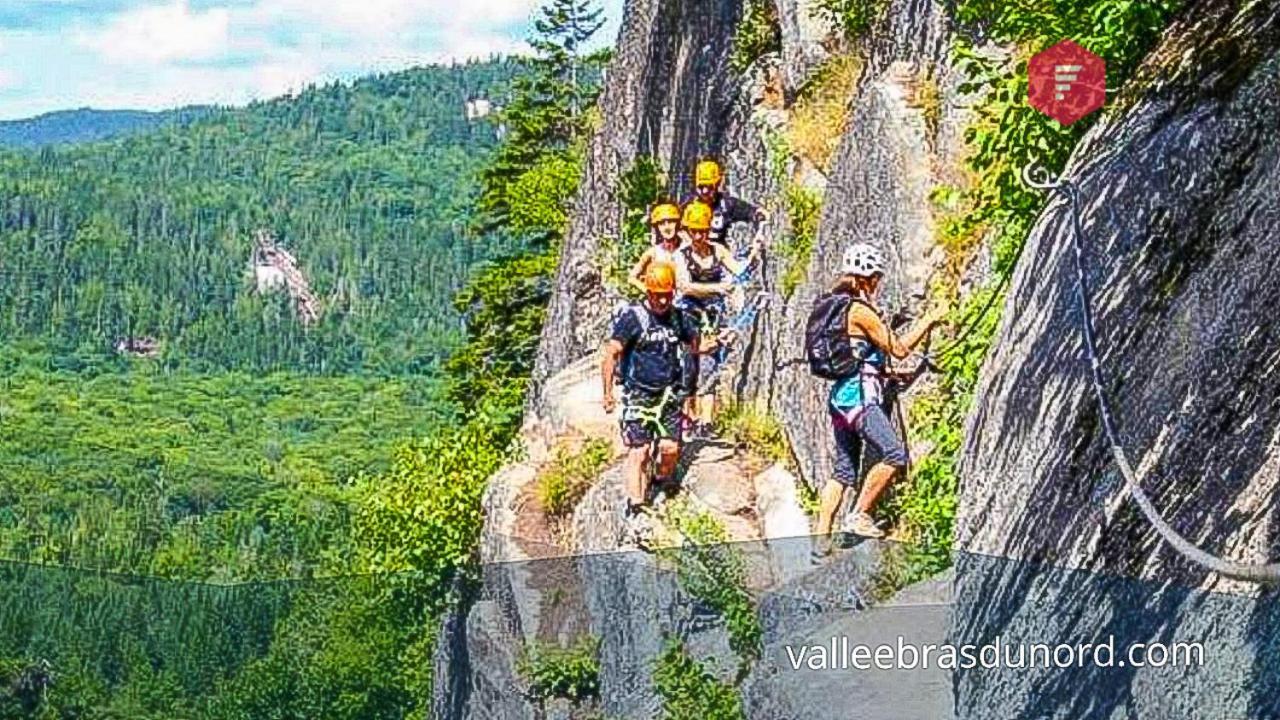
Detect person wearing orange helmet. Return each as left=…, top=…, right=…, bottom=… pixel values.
left=675, top=200, right=761, bottom=438
left=627, top=201, right=685, bottom=295
left=683, top=159, right=768, bottom=251
left=602, top=260, right=713, bottom=544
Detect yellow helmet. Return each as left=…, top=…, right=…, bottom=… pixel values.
left=695, top=160, right=723, bottom=188
left=649, top=202, right=681, bottom=225
left=681, top=201, right=714, bottom=231
left=644, top=261, right=677, bottom=293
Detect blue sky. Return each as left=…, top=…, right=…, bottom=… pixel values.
left=0, top=0, right=624, bottom=120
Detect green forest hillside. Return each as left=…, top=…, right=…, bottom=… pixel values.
left=1, top=59, right=521, bottom=374
left=0, top=0, right=608, bottom=712
left=0, top=58, right=524, bottom=582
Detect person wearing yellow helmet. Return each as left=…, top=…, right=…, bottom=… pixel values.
left=675, top=201, right=761, bottom=438
left=602, top=260, right=715, bottom=545
left=627, top=201, right=685, bottom=295
left=684, top=158, right=769, bottom=250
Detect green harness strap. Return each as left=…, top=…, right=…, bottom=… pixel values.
left=628, top=386, right=679, bottom=440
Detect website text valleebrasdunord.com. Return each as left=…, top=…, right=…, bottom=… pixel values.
left=785, top=635, right=1205, bottom=671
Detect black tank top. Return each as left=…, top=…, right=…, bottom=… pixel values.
left=681, top=245, right=725, bottom=285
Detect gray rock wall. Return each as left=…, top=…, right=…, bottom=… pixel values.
left=528, top=0, right=745, bottom=414
left=775, top=0, right=832, bottom=94
left=952, top=2, right=1280, bottom=717
left=741, top=0, right=976, bottom=488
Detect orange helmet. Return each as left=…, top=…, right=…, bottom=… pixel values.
left=644, top=261, right=677, bottom=293
left=649, top=202, right=681, bottom=225
left=695, top=160, right=723, bottom=187
left=681, top=201, right=714, bottom=231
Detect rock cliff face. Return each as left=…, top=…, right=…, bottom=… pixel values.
left=776, top=0, right=830, bottom=94
left=442, top=0, right=1280, bottom=716
left=528, top=0, right=745, bottom=414
left=739, top=0, right=977, bottom=487
left=437, top=0, right=980, bottom=714
left=952, top=2, right=1280, bottom=718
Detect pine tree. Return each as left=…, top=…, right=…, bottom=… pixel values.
left=532, top=0, right=607, bottom=119
left=475, top=0, right=610, bottom=237
left=450, top=0, right=610, bottom=424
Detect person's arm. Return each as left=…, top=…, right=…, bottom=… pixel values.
left=676, top=251, right=732, bottom=298
left=848, top=303, right=944, bottom=360
left=730, top=196, right=767, bottom=224
left=627, top=249, right=653, bottom=294
left=601, top=339, right=624, bottom=413
left=716, top=243, right=758, bottom=278
left=602, top=310, right=641, bottom=412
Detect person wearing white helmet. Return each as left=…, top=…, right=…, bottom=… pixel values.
left=808, top=242, right=947, bottom=559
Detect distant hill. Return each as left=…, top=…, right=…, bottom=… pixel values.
left=0, top=107, right=214, bottom=148
left=0, top=59, right=523, bottom=374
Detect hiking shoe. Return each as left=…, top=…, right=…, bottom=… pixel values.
left=810, top=534, right=834, bottom=563
left=624, top=512, right=655, bottom=548
left=845, top=511, right=886, bottom=539
left=650, top=487, right=668, bottom=509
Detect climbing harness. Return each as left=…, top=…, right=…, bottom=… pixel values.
left=1022, top=160, right=1280, bottom=583
left=626, top=386, right=681, bottom=440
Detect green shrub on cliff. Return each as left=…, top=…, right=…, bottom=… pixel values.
left=538, top=439, right=614, bottom=517
left=732, top=0, right=782, bottom=72
left=661, top=505, right=762, bottom=666
left=813, top=0, right=886, bottom=42
left=519, top=635, right=601, bottom=702
left=653, top=641, right=745, bottom=720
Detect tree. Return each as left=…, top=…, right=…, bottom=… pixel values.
left=476, top=0, right=610, bottom=238
left=532, top=0, right=608, bottom=119
left=452, top=0, right=610, bottom=426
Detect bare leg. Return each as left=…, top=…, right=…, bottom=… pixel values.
left=655, top=439, right=679, bottom=479
left=623, top=446, right=649, bottom=507
left=697, top=393, right=716, bottom=427
left=815, top=479, right=847, bottom=536
left=854, top=462, right=900, bottom=515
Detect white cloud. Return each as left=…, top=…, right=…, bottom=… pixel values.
left=250, top=55, right=322, bottom=98
left=78, top=0, right=231, bottom=65
left=243, top=0, right=541, bottom=42
left=0, top=68, right=17, bottom=90
left=1, top=0, right=624, bottom=119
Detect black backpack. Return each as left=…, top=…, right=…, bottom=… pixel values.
left=804, top=291, right=868, bottom=380
left=615, top=304, right=685, bottom=394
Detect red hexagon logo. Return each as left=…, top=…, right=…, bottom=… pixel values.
left=1029, top=40, right=1106, bottom=126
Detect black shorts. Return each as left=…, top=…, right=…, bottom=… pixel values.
left=830, top=403, right=908, bottom=486
left=619, top=390, right=684, bottom=448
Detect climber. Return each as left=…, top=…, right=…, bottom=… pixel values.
left=602, top=261, right=718, bottom=543
left=676, top=200, right=761, bottom=439
left=627, top=202, right=685, bottom=294
left=807, top=242, right=947, bottom=559
left=684, top=159, right=769, bottom=251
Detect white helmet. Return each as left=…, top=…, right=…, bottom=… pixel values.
left=841, top=242, right=886, bottom=278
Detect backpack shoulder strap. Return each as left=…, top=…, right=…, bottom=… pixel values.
left=618, top=305, right=648, bottom=378
left=631, top=303, right=651, bottom=335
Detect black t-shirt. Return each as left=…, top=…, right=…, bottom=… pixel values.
left=611, top=303, right=697, bottom=394
left=683, top=193, right=762, bottom=245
